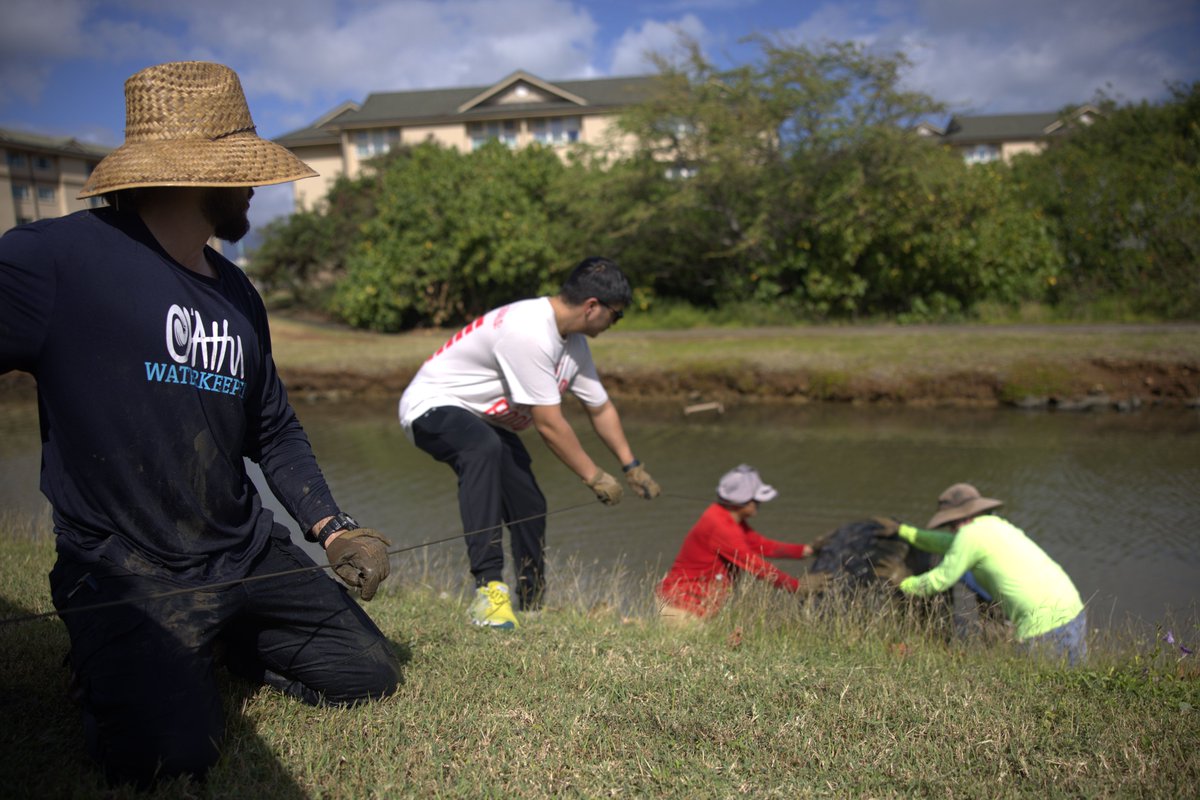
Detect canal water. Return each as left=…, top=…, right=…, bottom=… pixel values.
left=2, top=396, right=1197, bottom=629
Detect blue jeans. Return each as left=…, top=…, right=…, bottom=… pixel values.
left=1021, top=608, right=1088, bottom=667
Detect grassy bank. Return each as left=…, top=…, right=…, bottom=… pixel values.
left=3, top=533, right=1197, bottom=799
left=261, top=318, right=1200, bottom=408
left=0, top=318, right=1196, bottom=407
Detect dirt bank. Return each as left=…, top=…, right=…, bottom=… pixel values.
left=270, top=357, right=1200, bottom=410
left=3, top=323, right=1197, bottom=411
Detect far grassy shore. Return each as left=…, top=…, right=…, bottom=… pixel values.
left=263, top=317, right=1200, bottom=408
left=0, top=316, right=1196, bottom=408
left=1, top=533, right=1196, bottom=799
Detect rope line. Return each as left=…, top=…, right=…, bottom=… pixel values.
left=0, top=493, right=707, bottom=628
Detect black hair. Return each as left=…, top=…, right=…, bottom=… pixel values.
left=558, top=256, right=632, bottom=307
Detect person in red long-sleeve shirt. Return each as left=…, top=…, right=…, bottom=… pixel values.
left=656, top=464, right=824, bottom=623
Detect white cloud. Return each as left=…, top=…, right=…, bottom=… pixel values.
left=0, top=0, right=610, bottom=147
left=897, top=0, right=1194, bottom=111
left=780, top=0, right=1197, bottom=113
left=610, top=13, right=709, bottom=75
left=781, top=2, right=879, bottom=46
left=0, top=0, right=90, bottom=103
left=109, top=0, right=601, bottom=102
left=7, top=0, right=1192, bottom=124
left=0, top=0, right=89, bottom=58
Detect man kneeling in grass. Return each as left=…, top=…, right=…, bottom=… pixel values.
left=879, top=483, right=1087, bottom=665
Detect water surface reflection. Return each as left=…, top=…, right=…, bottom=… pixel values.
left=2, top=396, right=1197, bottom=629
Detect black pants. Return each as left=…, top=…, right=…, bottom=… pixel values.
left=412, top=406, right=547, bottom=609
left=49, top=533, right=400, bottom=788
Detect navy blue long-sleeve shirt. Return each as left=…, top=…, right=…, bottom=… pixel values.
left=0, top=207, right=338, bottom=583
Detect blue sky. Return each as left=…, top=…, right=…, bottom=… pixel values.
left=2, top=0, right=1196, bottom=226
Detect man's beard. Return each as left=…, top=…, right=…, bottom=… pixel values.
left=201, top=187, right=253, bottom=243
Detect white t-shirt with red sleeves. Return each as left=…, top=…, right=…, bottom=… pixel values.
left=398, top=297, right=609, bottom=439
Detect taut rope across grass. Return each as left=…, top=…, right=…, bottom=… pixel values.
left=0, top=496, right=671, bottom=627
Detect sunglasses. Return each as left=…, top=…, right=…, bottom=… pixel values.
left=599, top=300, right=624, bottom=323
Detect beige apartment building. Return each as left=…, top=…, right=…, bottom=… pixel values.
left=277, top=68, right=1099, bottom=212
left=916, top=105, right=1100, bottom=164
left=1, top=128, right=111, bottom=235
left=276, top=70, right=659, bottom=210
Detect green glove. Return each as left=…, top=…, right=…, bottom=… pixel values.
left=896, top=523, right=919, bottom=544
left=326, top=528, right=391, bottom=601
left=585, top=469, right=623, bottom=505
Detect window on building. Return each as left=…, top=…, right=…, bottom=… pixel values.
left=665, top=163, right=699, bottom=180
left=468, top=120, right=519, bottom=150
left=11, top=184, right=30, bottom=200
left=35, top=156, right=52, bottom=171
left=650, top=118, right=695, bottom=142
left=355, top=128, right=400, bottom=158
left=530, top=116, right=580, bottom=146
left=963, top=144, right=1001, bottom=165
left=7, top=153, right=27, bottom=169
left=37, top=185, right=56, bottom=202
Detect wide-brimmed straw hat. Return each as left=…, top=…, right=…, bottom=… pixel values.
left=717, top=464, right=778, bottom=505
left=927, top=483, right=1003, bottom=529
left=79, top=61, right=316, bottom=198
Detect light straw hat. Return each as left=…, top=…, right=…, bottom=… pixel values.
left=927, top=483, right=1003, bottom=529
left=79, top=61, right=316, bottom=198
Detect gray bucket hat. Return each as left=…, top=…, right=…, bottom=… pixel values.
left=717, top=464, right=778, bottom=505
left=927, top=483, right=1003, bottom=528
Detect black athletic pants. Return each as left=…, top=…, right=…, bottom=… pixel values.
left=411, top=406, right=548, bottom=609
left=49, top=533, right=400, bottom=789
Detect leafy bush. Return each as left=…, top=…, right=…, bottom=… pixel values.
left=332, top=142, right=572, bottom=331
left=1012, top=83, right=1200, bottom=318
left=252, top=41, right=1195, bottom=329
left=250, top=169, right=384, bottom=306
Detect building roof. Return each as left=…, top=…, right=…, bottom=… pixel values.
left=277, top=72, right=659, bottom=145
left=936, top=106, right=1100, bottom=145
left=275, top=102, right=360, bottom=145
left=0, top=127, right=112, bottom=159
left=942, top=112, right=1062, bottom=143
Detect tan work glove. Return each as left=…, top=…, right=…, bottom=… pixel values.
left=325, top=528, right=391, bottom=601
left=624, top=464, right=661, bottom=500
left=585, top=468, right=623, bottom=505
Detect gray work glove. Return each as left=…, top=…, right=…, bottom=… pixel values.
left=625, top=464, right=661, bottom=500
left=325, top=528, right=391, bottom=601
left=585, top=468, right=623, bottom=505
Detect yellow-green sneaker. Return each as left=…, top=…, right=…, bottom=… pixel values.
left=469, top=580, right=519, bottom=629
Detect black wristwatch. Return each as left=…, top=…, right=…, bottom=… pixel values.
left=307, top=512, right=359, bottom=547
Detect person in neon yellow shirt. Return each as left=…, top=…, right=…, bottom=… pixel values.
left=883, top=483, right=1087, bottom=665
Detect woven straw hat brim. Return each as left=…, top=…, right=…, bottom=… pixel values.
left=78, top=131, right=317, bottom=198
left=927, top=496, right=1003, bottom=529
